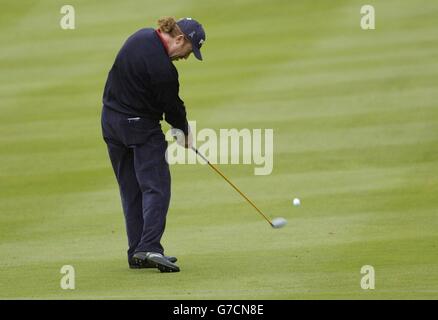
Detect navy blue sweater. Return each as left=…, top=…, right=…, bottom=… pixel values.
left=102, top=28, right=188, bottom=135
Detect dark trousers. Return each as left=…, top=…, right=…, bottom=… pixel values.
left=101, top=107, right=171, bottom=260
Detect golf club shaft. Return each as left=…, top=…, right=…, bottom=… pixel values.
left=191, top=147, right=273, bottom=226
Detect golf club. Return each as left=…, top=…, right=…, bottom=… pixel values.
left=191, top=147, right=287, bottom=229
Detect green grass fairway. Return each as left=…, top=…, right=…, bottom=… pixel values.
left=1, top=0, right=438, bottom=299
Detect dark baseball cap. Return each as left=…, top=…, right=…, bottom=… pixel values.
left=177, top=17, right=206, bottom=61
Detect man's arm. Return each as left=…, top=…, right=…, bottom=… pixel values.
left=153, top=81, right=189, bottom=136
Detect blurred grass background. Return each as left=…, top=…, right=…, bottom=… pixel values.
left=0, top=0, right=437, bottom=299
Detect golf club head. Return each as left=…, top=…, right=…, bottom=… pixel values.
left=271, top=217, right=287, bottom=229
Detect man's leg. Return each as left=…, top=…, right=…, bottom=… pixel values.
left=132, top=140, right=171, bottom=255
left=105, top=138, right=144, bottom=261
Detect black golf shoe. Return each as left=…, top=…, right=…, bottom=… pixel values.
left=131, top=252, right=180, bottom=272
left=129, top=255, right=177, bottom=268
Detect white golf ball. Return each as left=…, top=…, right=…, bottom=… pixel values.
left=293, top=198, right=301, bottom=206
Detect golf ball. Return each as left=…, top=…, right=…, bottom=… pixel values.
left=293, top=198, right=301, bottom=206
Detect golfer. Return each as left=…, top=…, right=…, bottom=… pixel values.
left=101, top=17, right=206, bottom=272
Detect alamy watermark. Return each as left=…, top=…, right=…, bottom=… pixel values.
left=360, top=5, right=375, bottom=30
left=166, top=121, right=274, bottom=176
left=360, top=265, right=375, bottom=290
left=60, top=265, right=75, bottom=290
left=60, top=5, right=75, bottom=30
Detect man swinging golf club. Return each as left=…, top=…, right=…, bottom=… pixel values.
left=101, top=17, right=205, bottom=272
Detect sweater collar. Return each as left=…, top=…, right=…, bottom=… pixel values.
left=155, top=29, right=170, bottom=55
